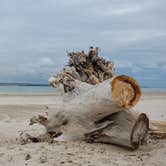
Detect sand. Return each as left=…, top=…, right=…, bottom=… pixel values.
left=0, top=92, right=166, bottom=166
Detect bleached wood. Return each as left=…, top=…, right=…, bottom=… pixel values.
left=149, top=121, right=166, bottom=139
left=26, top=75, right=148, bottom=149
left=84, top=110, right=149, bottom=150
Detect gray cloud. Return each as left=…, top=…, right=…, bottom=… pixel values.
left=0, top=0, right=166, bottom=86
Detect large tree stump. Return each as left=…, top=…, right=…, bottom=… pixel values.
left=27, top=75, right=148, bottom=150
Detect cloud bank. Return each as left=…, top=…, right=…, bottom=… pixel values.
left=0, top=0, right=166, bottom=87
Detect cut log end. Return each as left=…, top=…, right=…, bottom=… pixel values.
left=111, top=75, right=141, bottom=108
left=130, top=113, right=149, bottom=149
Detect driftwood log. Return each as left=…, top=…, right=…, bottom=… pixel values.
left=85, top=110, right=149, bottom=150
left=26, top=75, right=151, bottom=150
left=149, top=121, right=166, bottom=139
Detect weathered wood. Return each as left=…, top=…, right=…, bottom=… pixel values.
left=51, top=75, right=141, bottom=123
left=21, top=47, right=166, bottom=150
left=85, top=110, right=149, bottom=150
left=25, top=75, right=148, bottom=150
left=49, top=47, right=115, bottom=92
left=28, top=110, right=149, bottom=150
left=149, top=121, right=166, bottom=139
left=111, top=75, right=141, bottom=108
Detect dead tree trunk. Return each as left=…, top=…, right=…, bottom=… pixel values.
left=27, top=75, right=149, bottom=150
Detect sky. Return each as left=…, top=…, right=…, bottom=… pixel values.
left=0, top=0, right=166, bottom=87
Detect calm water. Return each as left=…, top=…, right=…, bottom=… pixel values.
left=0, top=85, right=166, bottom=93
left=0, top=86, right=56, bottom=93
left=142, top=88, right=166, bottom=92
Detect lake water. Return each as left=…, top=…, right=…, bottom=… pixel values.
left=0, top=86, right=56, bottom=93
left=0, top=85, right=166, bottom=93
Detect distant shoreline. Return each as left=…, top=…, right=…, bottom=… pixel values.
left=0, top=83, right=49, bottom=86
left=0, top=83, right=166, bottom=89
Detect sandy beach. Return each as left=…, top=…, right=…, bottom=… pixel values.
left=0, top=91, right=166, bottom=166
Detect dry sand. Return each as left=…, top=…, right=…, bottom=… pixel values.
left=0, top=92, right=166, bottom=166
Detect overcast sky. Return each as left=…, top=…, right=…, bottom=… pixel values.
left=0, top=0, right=166, bottom=87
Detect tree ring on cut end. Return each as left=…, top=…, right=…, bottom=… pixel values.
left=111, top=75, right=141, bottom=108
